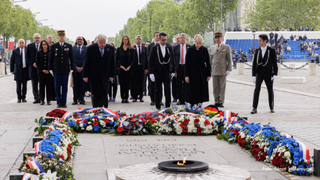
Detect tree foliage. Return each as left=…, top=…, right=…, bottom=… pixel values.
left=111, top=0, right=238, bottom=47
left=243, top=0, right=320, bottom=31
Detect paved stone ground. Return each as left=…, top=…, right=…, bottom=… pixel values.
left=0, top=67, right=319, bottom=180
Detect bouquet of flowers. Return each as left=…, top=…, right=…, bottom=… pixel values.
left=115, top=113, right=163, bottom=135
left=46, top=109, right=67, bottom=118
left=159, top=113, right=222, bottom=135
left=238, top=122, right=262, bottom=150
left=70, top=115, right=118, bottom=133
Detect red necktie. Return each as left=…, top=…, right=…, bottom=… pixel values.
left=218, top=44, right=220, bottom=48
left=181, top=46, right=184, bottom=64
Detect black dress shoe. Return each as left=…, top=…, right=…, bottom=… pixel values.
left=47, top=101, right=51, bottom=105
left=121, top=100, right=125, bottom=103
left=251, top=109, right=257, bottom=114
left=79, top=101, right=86, bottom=105
left=214, top=103, right=220, bottom=106
left=218, top=103, right=224, bottom=108
left=125, top=99, right=129, bottom=103
left=132, top=99, right=137, bottom=102
left=57, top=105, right=61, bottom=108
left=139, top=99, right=144, bottom=102
left=22, top=99, right=27, bottom=103
left=40, top=101, right=45, bottom=105
left=61, top=104, right=67, bottom=108
left=72, top=101, right=77, bottom=105
left=270, top=108, right=275, bottom=113
left=33, top=100, right=40, bottom=104
left=17, top=99, right=21, bottom=103
left=150, top=101, right=155, bottom=105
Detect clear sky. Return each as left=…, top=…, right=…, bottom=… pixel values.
left=17, top=0, right=150, bottom=42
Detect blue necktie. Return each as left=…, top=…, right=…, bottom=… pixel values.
left=78, top=46, right=81, bottom=55
left=100, top=49, right=104, bottom=57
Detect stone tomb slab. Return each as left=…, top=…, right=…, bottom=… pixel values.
left=72, top=134, right=291, bottom=180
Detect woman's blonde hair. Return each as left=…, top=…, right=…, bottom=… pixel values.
left=194, top=34, right=204, bottom=44
left=120, top=35, right=134, bottom=50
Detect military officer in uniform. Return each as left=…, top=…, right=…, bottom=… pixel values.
left=48, top=30, right=74, bottom=108
left=251, top=34, right=278, bottom=114
left=209, top=32, right=232, bottom=108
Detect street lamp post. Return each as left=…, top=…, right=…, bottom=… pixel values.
left=252, top=30, right=256, bottom=50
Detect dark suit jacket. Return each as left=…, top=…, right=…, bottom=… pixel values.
left=116, top=46, right=135, bottom=69
left=133, top=45, right=148, bottom=71
left=35, top=50, right=50, bottom=73
left=73, top=45, right=87, bottom=69
left=252, top=46, right=278, bottom=76
left=10, top=47, right=30, bottom=81
left=147, top=42, right=172, bottom=61
left=148, top=44, right=175, bottom=74
left=83, top=43, right=115, bottom=96
left=172, top=43, right=191, bottom=73
left=26, top=42, right=40, bottom=79
left=48, top=42, right=74, bottom=73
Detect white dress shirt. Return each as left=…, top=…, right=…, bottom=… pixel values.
left=217, top=43, right=222, bottom=49
left=35, top=43, right=40, bottom=51
left=160, top=44, right=166, bottom=58
left=180, top=44, right=186, bottom=64
left=261, top=46, right=267, bottom=58
left=59, top=42, right=64, bottom=46
left=20, top=48, right=26, bottom=68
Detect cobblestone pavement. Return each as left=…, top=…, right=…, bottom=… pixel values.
left=0, top=68, right=319, bottom=180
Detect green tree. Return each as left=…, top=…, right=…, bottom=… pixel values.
left=243, top=0, right=320, bottom=31
left=0, top=0, right=13, bottom=37
left=190, top=0, right=238, bottom=43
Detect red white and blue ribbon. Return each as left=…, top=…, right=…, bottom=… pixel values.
left=61, top=111, right=72, bottom=121
left=298, top=141, right=310, bottom=164
left=43, top=129, right=50, bottom=139
left=119, top=117, right=128, bottom=127
left=75, top=107, right=83, bottom=112
left=282, top=132, right=292, bottom=139
left=175, top=112, right=197, bottom=116
left=224, top=111, right=231, bottom=122
left=161, top=116, right=171, bottom=125
left=53, top=117, right=61, bottom=124
left=22, top=173, right=40, bottom=180
left=102, top=108, right=119, bottom=117
left=49, top=124, right=56, bottom=131
left=34, top=140, right=43, bottom=155
left=27, top=157, right=45, bottom=174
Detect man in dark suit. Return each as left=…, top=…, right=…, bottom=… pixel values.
left=132, top=35, right=148, bottom=102
left=251, top=34, right=278, bottom=114
left=173, top=33, right=191, bottom=105
left=48, top=30, right=74, bottom=108
left=26, top=33, right=41, bottom=103
left=274, top=32, right=278, bottom=44
left=149, top=32, right=175, bottom=110
left=10, top=39, right=30, bottom=103
left=72, top=36, right=87, bottom=105
left=83, top=34, right=115, bottom=108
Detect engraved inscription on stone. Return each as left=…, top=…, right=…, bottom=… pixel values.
left=116, top=139, right=205, bottom=159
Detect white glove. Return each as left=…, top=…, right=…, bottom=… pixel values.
left=170, top=73, right=175, bottom=80
left=49, top=70, right=53, bottom=75
left=252, top=76, right=256, bottom=84
left=271, top=75, right=276, bottom=82
left=150, top=74, right=155, bottom=82
left=225, top=71, right=231, bottom=76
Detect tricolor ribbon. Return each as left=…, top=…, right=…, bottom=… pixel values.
left=22, top=173, right=40, bottom=180
left=175, top=112, right=197, bottom=116
left=75, top=107, right=83, bottom=112
left=161, top=116, right=171, bottom=125
left=282, top=132, right=292, bottom=139
left=48, top=124, right=56, bottom=131
left=298, top=141, right=310, bottom=164
left=61, top=111, right=71, bottom=121
left=102, top=108, right=119, bottom=117
left=119, top=117, right=128, bottom=127
left=224, top=111, right=231, bottom=122
left=43, top=129, right=50, bottom=139
left=27, top=157, right=45, bottom=174
left=34, top=140, right=42, bottom=155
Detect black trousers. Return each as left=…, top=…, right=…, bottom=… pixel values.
left=132, top=66, right=144, bottom=99
left=253, top=72, right=274, bottom=109
left=143, top=73, right=147, bottom=94
left=148, top=74, right=155, bottom=102
left=91, top=93, right=108, bottom=108
left=119, top=70, right=131, bottom=100
left=38, top=72, right=52, bottom=102
left=31, top=73, right=40, bottom=101
left=155, top=72, right=171, bottom=109
left=72, top=70, right=85, bottom=102
left=172, top=76, right=177, bottom=100
left=176, top=65, right=186, bottom=103
left=109, top=77, right=118, bottom=99
left=16, top=68, right=28, bottom=100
